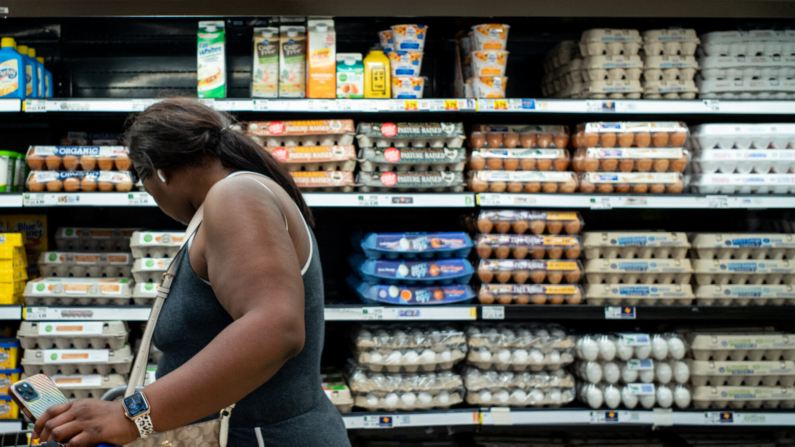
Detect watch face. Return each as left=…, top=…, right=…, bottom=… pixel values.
left=123, top=393, right=149, bottom=418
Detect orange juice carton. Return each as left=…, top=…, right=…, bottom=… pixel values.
left=279, top=26, right=307, bottom=98
left=307, top=19, right=336, bottom=98
left=252, top=27, right=280, bottom=98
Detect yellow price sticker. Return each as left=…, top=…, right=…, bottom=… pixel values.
left=444, top=100, right=459, bottom=111
left=404, top=100, right=418, bottom=111
left=494, top=100, right=508, bottom=110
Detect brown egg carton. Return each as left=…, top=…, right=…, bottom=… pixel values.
left=26, top=171, right=135, bottom=192
left=474, top=210, right=584, bottom=235
left=477, top=259, right=583, bottom=284
left=578, top=172, right=684, bottom=194
left=467, top=171, right=579, bottom=193
left=572, top=147, right=688, bottom=173
left=573, top=122, right=689, bottom=148
left=26, top=146, right=132, bottom=171
left=469, top=148, right=571, bottom=172
left=289, top=171, right=355, bottom=192
left=475, top=234, right=582, bottom=260
left=478, top=283, right=583, bottom=305
left=264, top=146, right=357, bottom=172
left=247, top=120, right=356, bottom=147
left=469, top=125, right=569, bottom=149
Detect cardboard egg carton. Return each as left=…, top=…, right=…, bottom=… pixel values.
left=699, top=55, right=795, bottom=80
left=584, top=258, right=693, bottom=285
left=699, top=30, right=795, bottom=57
left=579, top=29, right=642, bottom=57
left=18, top=321, right=128, bottom=350
left=38, top=252, right=134, bottom=278
left=462, top=367, right=575, bottom=391
left=693, top=259, right=795, bottom=285
left=581, top=80, right=642, bottom=99
left=584, top=284, right=694, bottom=306
left=264, top=146, right=357, bottom=172
left=356, top=123, right=465, bottom=149
left=21, top=344, right=134, bottom=376
left=690, top=149, right=795, bottom=174
left=690, top=174, right=795, bottom=194
left=467, top=348, right=574, bottom=372
left=358, top=147, right=466, bottom=172
left=323, top=382, right=353, bottom=413
left=545, top=40, right=579, bottom=71
left=357, top=171, right=464, bottom=192
left=642, top=29, right=699, bottom=56
left=689, top=123, right=795, bottom=150
left=130, top=231, right=185, bottom=259
left=642, top=80, right=698, bottom=99
left=131, top=258, right=173, bottom=284
left=347, top=367, right=463, bottom=393
left=687, top=332, right=795, bottom=361
left=24, top=277, right=133, bottom=306
left=580, top=55, right=644, bottom=82
left=46, top=373, right=126, bottom=399
left=132, top=281, right=158, bottom=305
left=690, top=234, right=795, bottom=260
left=55, top=227, right=137, bottom=252
left=353, top=389, right=463, bottom=410
left=689, top=360, right=795, bottom=387
left=467, top=387, right=575, bottom=407
left=559, top=57, right=583, bottom=86
left=355, top=347, right=466, bottom=373
left=698, top=77, right=795, bottom=99
left=582, top=232, right=690, bottom=259
left=247, top=120, right=355, bottom=147
left=643, top=55, right=699, bottom=82
left=695, top=284, right=795, bottom=306
left=692, top=385, right=795, bottom=409
left=555, top=81, right=585, bottom=99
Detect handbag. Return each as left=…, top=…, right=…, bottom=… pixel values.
left=124, top=205, right=234, bottom=447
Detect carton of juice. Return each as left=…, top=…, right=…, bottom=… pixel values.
left=252, top=27, right=280, bottom=98
left=336, top=53, right=363, bottom=99
left=197, top=21, right=226, bottom=98
left=279, top=26, right=307, bottom=98
left=307, top=19, right=336, bottom=99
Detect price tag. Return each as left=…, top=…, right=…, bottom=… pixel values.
left=490, top=408, right=512, bottom=425
left=360, top=307, right=383, bottom=320
left=361, top=100, right=379, bottom=112
left=23, top=307, right=47, bottom=320
left=482, top=306, right=505, bottom=320
left=22, top=194, right=45, bottom=206
left=24, top=99, right=47, bottom=113
left=403, top=100, right=418, bottom=111
left=705, top=411, right=735, bottom=424
left=653, top=408, right=673, bottom=426
left=131, top=99, right=152, bottom=112
left=362, top=415, right=396, bottom=428
left=706, top=195, right=729, bottom=208
left=605, top=306, right=635, bottom=319
left=127, top=193, right=151, bottom=206
left=624, top=197, right=647, bottom=207
left=444, top=100, right=459, bottom=111
left=199, top=98, right=215, bottom=109
left=590, top=410, right=622, bottom=423
left=590, top=198, right=612, bottom=210
left=703, top=99, right=720, bottom=111
left=252, top=100, right=269, bottom=111
left=357, top=195, right=380, bottom=207
left=493, top=100, right=508, bottom=110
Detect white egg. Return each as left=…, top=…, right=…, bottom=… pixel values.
left=418, top=392, right=433, bottom=404
left=674, top=387, right=691, bottom=408
left=536, top=329, right=550, bottom=338
left=552, top=369, right=567, bottom=378
left=513, top=349, right=529, bottom=363
left=370, top=373, right=386, bottom=386
left=510, top=390, right=527, bottom=402
left=621, top=386, right=638, bottom=409
left=672, top=361, right=690, bottom=384
left=370, top=351, right=384, bottom=363
left=386, top=350, right=403, bottom=364
left=501, top=328, right=516, bottom=340
left=530, top=349, right=545, bottom=364
left=399, top=237, right=410, bottom=250
left=376, top=329, right=390, bottom=344
left=358, top=329, right=373, bottom=339
left=617, top=343, right=635, bottom=361
left=385, top=393, right=399, bottom=407
left=479, top=390, right=492, bottom=402
left=402, top=351, right=419, bottom=364
left=397, top=264, right=409, bottom=277
left=548, top=389, right=562, bottom=402
left=394, top=329, right=408, bottom=342
left=656, top=362, right=672, bottom=384
left=586, top=387, right=603, bottom=409
left=479, top=348, right=492, bottom=362
left=549, top=350, right=561, bottom=363
left=585, top=362, right=603, bottom=383
left=430, top=330, right=443, bottom=343
left=440, top=349, right=452, bottom=361
left=497, top=349, right=512, bottom=363
left=580, top=338, right=599, bottom=361
left=635, top=344, right=652, bottom=360
left=603, top=362, right=620, bottom=384
left=438, top=391, right=450, bottom=404
left=410, top=328, right=424, bottom=338
left=639, top=394, right=656, bottom=409
left=517, top=329, right=532, bottom=339
left=551, top=329, right=567, bottom=339
left=604, top=386, right=621, bottom=409
left=621, top=364, right=638, bottom=383
left=668, top=337, right=686, bottom=360
left=639, top=369, right=655, bottom=383
left=401, top=392, right=417, bottom=406
left=652, top=337, right=669, bottom=360
left=366, top=393, right=379, bottom=407
left=388, top=285, right=400, bottom=297
left=656, top=386, right=673, bottom=408
left=530, top=389, right=545, bottom=403
left=421, top=349, right=436, bottom=363
left=599, top=339, right=617, bottom=361
left=495, top=390, right=510, bottom=403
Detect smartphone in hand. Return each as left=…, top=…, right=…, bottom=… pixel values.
left=9, top=374, right=69, bottom=422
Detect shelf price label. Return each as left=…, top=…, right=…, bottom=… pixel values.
left=127, top=193, right=151, bottom=206
left=706, top=195, right=729, bottom=208
left=605, top=306, right=636, bottom=319
left=252, top=100, right=269, bottom=111
left=24, top=99, right=47, bottom=113
left=589, top=197, right=612, bottom=210
left=444, top=100, right=459, bottom=111
left=198, top=98, right=215, bottom=109
left=482, top=305, right=505, bottom=320
left=493, top=100, right=508, bottom=110
left=403, top=100, right=418, bottom=111
left=22, top=194, right=45, bottom=206
left=705, top=411, right=736, bottom=424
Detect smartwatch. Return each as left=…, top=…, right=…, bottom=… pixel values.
left=122, top=392, right=155, bottom=438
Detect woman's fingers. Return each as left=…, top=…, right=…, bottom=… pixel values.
left=34, top=402, right=73, bottom=439
left=38, top=408, right=77, bottom=441
left=49, top=421, right=82, bottom=444
left=65, top=433, right=91, bottom=447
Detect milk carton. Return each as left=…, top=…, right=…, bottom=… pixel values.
left=307, top=19, right=336, bottom=98
left=279, top=26, right=306, bottom=98
left=197, top=21, right=226, bottom=99
left=252, top=27, right=280, bottom=98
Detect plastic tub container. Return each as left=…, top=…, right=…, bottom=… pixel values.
left=391, top=76, right=425, bottom=98
left=478, top=283, right=583, bottom=305
left=471, top=50, right=509, bottom=77
left=378, top=30, right=394, bottom=52
left=475, top=234, right=581, bottom=260
left=477, top=259, right=582, bottom=284
left=471, top=24, right=510, bottom=50
left=391, top=25, right=428, bottom=51
left=470, top=76, right=508, bottom=98
left=386, top=51, right=423, bottom=77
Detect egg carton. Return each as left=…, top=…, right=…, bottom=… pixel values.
left=693, top=259, right=795, bottom=285
left=690, top=234, right=795, bottom=260
left=354, top=346, right=466, bottom=372
left=466, top=324, right=574, bottom=351
left=642, top=80, right=699, bottom=99
left=579, top=172, right=685, bottom=194
left=477, top=259, right=583, bottom=285
left=354, top=389, right=463, bottom=410
left=357, top=171, right=464, bottom=192
left=351, top=279, right=476, bottom=306
left=131, top=258, right=173, bottom=284
left=699, top=55, right=795, bottom=81
left=25, top=146, right=131, bottom=172
left=38, top=252, right=134, bottom=278
left=584, top=284, right=695, bottom=306
left=690, top=149, right=795, bottom=174
left=130, top=231, right=185, bottom=259
left=26, top=171, right=135, bottom=193
left=347, top=365, right=463, bottom=393
left=687, top=332, right=795, bottom=361
left=575, top=122, right=690, bottom=148
left=689, top=360, right=795, bottom=387
left=354, top=258, right=473, bottom=285
left=324, top=383, right=353, bottom=413
left=699, top=30, right=795, bottom=57
left=474, top=210, right=584, bottom=235
left=24, top=277, right=133, bottom=306
left=469, top=149, right=571, bottom=172
left=359, top=232, right=474, bottom=259
left=689, top=123, right=795, bottom=150
left=579, top=382, right=691, bottom=409
left=264, top=146, right=357, bottom=172
left=469, top=125, right=570, bottom=150
left=475, top=234, right=582, bottom=260
left=21, top=345, right=134, bottom=376
left=553, top=81, right=585, bottom=99
left=463, top=367, right=575, bottom=391
left=695, top=284, right=795, bottom=306
left=579, top=55, right=643, bottom=82
left=467, top=171, right=579, bottom=194
left=576, top=333, right=688, bottom=362
left=579, top=29, right=642, bottom=57
left=697, top=77, right=795, bottom=99
left=477, top=283, right=583, bottom=305
left=643, top=55, right=699, bottom=81
left=467, top=347, right=574, bottom=372
left=247, top=120, right=355, bottom=147
left=582, top=232, right=690, bottom=259
left=46, top=373, right=126, bottom=399
left=575, top=359, right=690, bottom=384
left=583, top=67, right=641, bottom=83
left=573, top=148, right=688, bottom=174
left=17, top=321, right=128, bottom=350
left=555, top=59, right=583, bottom=88
left=692, top=385, right=795, bottom=409
left=132, top=281, right=158, bottom=305
left=584, top=258, right=693, bottom=285
left=358, top=147, right=466, bottom=172
left=351, top=325, right=465, bottom=350
left=545, top=41, right=579, bottom=71
left=356, top=123, right=465, bottom=149
left=55, top=227, right=138, bottom=253
left=581, top=80, right=642, bottom=99
left=690, top=173, right=795, bottom=194
left=468, top=387, right=575, bottom=407
left=643, top=29, right=700, bottom=56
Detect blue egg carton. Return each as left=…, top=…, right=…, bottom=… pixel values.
left=355, top=258, right=474, bottom=285
left=348, top=276, right=475, bottom=305
left=359, top=232, right=473, bottom=259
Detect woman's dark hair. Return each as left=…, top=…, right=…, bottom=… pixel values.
left=125, top=97, right=314, bottom=227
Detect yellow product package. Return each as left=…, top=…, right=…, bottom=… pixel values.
left=0, top=233, right=23, bottom=259
left=0, top=339, right=18, bottom=370
left=0, top=396, right=18, bottom=419
left=0, top=368, right=21, bottom=394
left=5, top=215, right=47, bottom=278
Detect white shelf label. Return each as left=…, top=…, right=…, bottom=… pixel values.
left=252, top=100, right=269, bottom=111
left=590, top=197, right=613, bottom=210
left=707, top=195, right=729, bottom=208
left=127, top=193, right=152, bottom=206
left=653, top=408, right=673, bottom=426
left=490, top=407, right=512, bottom=425
left=482, top=306, right=505, bottom=320
left=25, top=99, right=47, bottom=113
left=131, top=99, right=154, bottom=112
left=199, top=98, right=215, bottom=108
left=605, top=306, right=635, bottom=319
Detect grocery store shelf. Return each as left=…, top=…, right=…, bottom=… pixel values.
left=0, top=306, right=21, bottom=320
left=0, top=194, right=22, bottom=208
left=324, top=305, right=477, bottom=321
left=304, top=193, right=475, bottom=208
left=477, top=98, right=795, bottom=114
left=343, top=409, right=479, bottom=429
left=23, top=192, right=156, bottom=207
left=478, top=193, right=795, bottom=209
left=23, top=306, right=152, bottom=321
left=0, top=100, right=21, bottom=113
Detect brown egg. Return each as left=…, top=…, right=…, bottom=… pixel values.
left=470, top=132, right=486, bottom=149
left=476, top=243, right=493, bottom=259
left=98, top=181, right=115, bottom=192
left=531, top=294, right=547, bottom=305
left=632, top=184, right=648, bottom=194
left=547, top=247, right=563, bottom=259
left=617, top=132, right=635, bottom=148
left=635, top=159, right=653, bottom=172
left=579, top=180, right=595, bottom=193
left=45, top=155, right=62, bottom=170
left=486, top=133, right=503, bottom=148
left=524, top=182, right=541, bottom=193
left=47, top=179, right=63, bottom=192
left=478, top=291, right=495, bottom=304
left=573, top=131, right=583, bottom=148
left=497, top=295, right=513, bottom=305
left=537, top=159, right=553, bottom=171
left=530, top=271, right=546, bottom=283
left=512, top=247, right=529, bottom=259
left=573, top=154, right=585, bottom=171
left=653, top=159, right=670, bottom=172
left=634, top=132, right=651, bottom=148
left=597, top=184, right=614, bottom=193
left=619, top=159, right=635, bottom=172
left=27, top=155, right=45, bottom=170
left=477, top=218, right=494, bottom=233
left=553, top=158, right=569, bottom=171
left=520, top=158, right=537, bottom=171
left=514, top=294, right=530, bottom=305
left=567, top=288, right=582, bottom=305
left=537, top=134, right=552, bottom=148
left=487, top=158, right=504, bottom=170
left=470, top=177, right=489, bottom=192
left=507, top=182, right=523, bottom=193
left=652, top=132, right=669, bottom=148
left=583, top=158, right=600, bottom=172
left=503, top=133, right=519, bottom=148
left=566, top=246, right=581, bottom=259
left=62, top=155, right=80, bottom=171
left=81, top=177, right=97, bottom=192
left=583, top=133, right=599, bottom=147
left=529, top=220, right=546, bottom=234
left=564, top=220, right=581, bottom=234
left=546, top=220, right=563, bottom=234
left=470, top=156, right=486, bottom=171
left=496, top=272, right=513, bottom=283
left=520, top=133, right=537, bottom=148
left=494, top=221, right=511, bottom=233
left=615, top=184, right=630, bottom=193
left=600, top=159, right=618, bottom=171
left=512, top=221, right=528, bottom=234
left=531, top=248, right=546, bottom=259
left=670, top=131, right=687, bottom=147
left=27, top=177, right=44, bottom=192
left=503, top=159, right=519, bottom=171
left=565, top=270, right=581, bottom=283
left=115, top=154, right=132, bottom=171
left=600, top=132, right=617, bottom=148
left=649, top=183, right=666, bottom=194
left=478, top=269, right=494, bottom=283
left=670, top=156, right=687, bottom=172
left=63, top=177, right=81, bottom=192
left=97, top=156, right=114, bottom=171
left=542, top=183, right=559, bottom=193
left=557, top=179, right=577, bottom=193
left=513, top=271, right=529, bottom=284
left=80, top=155, right=97, bottom=171
left=547, top=272, right=563, bottom=284
left=495, top=246, right=511, bottom=259
left=666, top=181, right=683, bottom=194
left=548, top=295, right=565, bottom=305
left=553, top=135, right=569, bottom=149
left=489, top=182, right=506, bottom=193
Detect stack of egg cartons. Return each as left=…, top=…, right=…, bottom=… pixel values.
left=688, top=124, right=795, bottom=194
left=471, top=210, right=584, bottom=306
left=21, top=228, right=138, bottom=401
left=247, top=120, right=357, bottom=192
left=575, top=333, right=691, bottom=409
left=464, top=324, right=576, bottom=407
left=687, top=329, right=795, bottom=409
left=542, top=41, right=580, bottom=98
left=356, top=123, right=467, bottom=192
left=641, top=29, right=700, bottom=99
left=578, top=29, right=643, bottom=99
left=24, top=145, right=135, bottom=193
left=348, top=232, right=475, bottom=306
left=347, top=325, right=466, bottom=410
left=691, top=233, right=795, bottom=305
left=697, top=30, right=795, bottom=99
left=0, top=233, right=27, bottom=305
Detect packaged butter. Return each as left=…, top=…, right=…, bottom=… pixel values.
left=252, top=27, right=280, bottom=99
left=279, top=26, right=307, bottom=98
left=307, top=19, right=336, bottom=99
left=336, top=53, right=364, bottom=98
left=197, top=21, right=226, bottom=99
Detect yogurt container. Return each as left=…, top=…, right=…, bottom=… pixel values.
left=391, top=25, right=428, bottom=51
left=471, top=76, right=508, bottom=98
left=471, top=50, right=509, bottom=77
left=378, top=30, right=394, bottom=52
left=391, top=76, right=425, bottom=99
left=471, top=24, right=510, bottom=50
left=387, top=51, right=423, bottom=77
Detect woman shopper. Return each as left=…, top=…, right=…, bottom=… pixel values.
left=33, top=97, right=351, bottom=447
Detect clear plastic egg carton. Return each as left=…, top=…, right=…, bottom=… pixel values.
left=697, top=77, right=795, bottom=100
left=356, top=123, right=465, bottom=149
left=357, top=171, right=465, bottom=192
left=462, top=366, right=575, bottom=392
left=693, top=259, right=795, bottom=285
left=467, top=346, right=574, bottom=372
left=643, top=29, right=700, bottom=56
left=246, top=120, right=355, bottom=147
left=699, top=55, right=795, bottom=81
left=469, top=124, right=570, bottom=150
left=572, top=147, right=688, bottom=174
left=354, top=345, right=466, bottom=373
left=584, top=284, right=695, bottom=306
left=466, top=324, right=574, bottom=351
left=579, top=29, right=642, bottom=57
left=581, top=80, right=642, bottom=99
left=132, top=281, right=158, bottom=305
left=574, top=122, right=689, bottom=148
left=467, top=386, right=575, bottom=407
left=291, top=171, right=355, bottom=192
left=575, top=333, right=688, bottom=362
left=699, top=30, right=795, bottom=57
left=48, top=374, right=126, bottom=399
left=690, top=149, right=795, bottom=174
left=468, top=149, right=571, bottom=173
left=132, top=258, right=173, bottom=284
left=643, top=55, right=699, bottom=82
left=584, top=258, right=693, bottom=285
left=691, top=234, right=795, bottom=260
left=642, top=80, right=699, bottom=100
left=692, top=385, right=795, bottom=409
left=689, top=360, right=795, bottom=387
left=17, top=321, right=128, bottom=350
left=264, top=146, right=357, bottom=172
left=477, top=283, right=583, bottom=305
left=21, top=344, right=134, bottom=376
left=351, top=325, right=465, bottom=351
left=55, top=227, right=137, bottom=252
left=689, top=124, right=795, bottom=150
left=579, top=382, right=691, bottom=409
left=583, top=232, right=690, bottom=259
left=544, top=40, right=579, bottom=72
left=695, top=284, right=795, bottom=306
left=358, top=147, right=466, bottom=173
left=574, top=359, right=691, bottom=385
left=579, top=55, right=643, bottom=82
left=130, top=231, right=185, bottom=259
left=690, top=173, right=795, bottom=194
left=477, top=259, right=583, bottom=284
left=358, top=232, right=473, bottom=260
left=38, top=252, right=134, bottom=278
left=467, top=171, right=579, bottom=194
left=23, top=277, right=133, bottom=306
left=354, top=388, right=464, bottom=410
left=475, top=234, right=582, bottom=260
left=474, top=210, right=584, bottom=235
left=687, top=332, right=795, bottom=362
left=347, top=364, right=463, bottom=393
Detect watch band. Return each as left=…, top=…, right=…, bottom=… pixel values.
left=134, top=413, right=155, bottom=438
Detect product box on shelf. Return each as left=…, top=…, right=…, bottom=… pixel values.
left=336, top=53, right=364, bottom=99
left=689, top=359, right=795, bottom=387
left=306, top=19, right=336, bottom=99
left=25, top=146, right=131, bottom=172
left=642, top=29, right=699, bottom=56
left=686, top=331, right=795, bottom=361
left=572, top=147, right=688, bottom=173
left=690, top=233, right=795, bottom=260
left=693, top=259, right=795, bottom=285
left=643, top=55, right=699, bottom=82
left=690, top=149, right=795, bottom=174
left=584, top=258, right=693, bottom=284
left=0, top=339, right=19, bottom=370
left=197, top=21, right=226, bottom=99
left=574, top=359, right=690, bottom=384
left=478, top=283, right=582, bottom=305
left=578, top=382, right=691, bottom=409
left=697, top=77, right=795, bottom=99
left=579, top=29, right=642, bottom=57
left=0, top=396, right=18, bottom=419
left=582, top=232, right=690, bottom=259
left=575, top=333, right=687, bottom=362
left=695, top=284, right=794, bottom=306
left=21, top=345, right=134, bottom=376
left=251, top=27, right=280, bottom=99
left=247, top=120, right=355, bottom=147
left=278, top=26, right=307, bottom=98
left=692, top=385, right=794, bottom=409
left=356, top=123, right=465, bottom=149
left=699, top=30, right=795, bottom=58
left=574, top=122, right=689, bottom=148
left=56, top=227, right=134, bottom=253
left=131, top=258, right=173, bottom=284
left=130, top=231, right=184, bottom=258
left=38, top=252, right=134, bottom=278
left=358, top=147, right=466, bottom=172
left=353, top=346, right=466, bottom=373
left=477, top=259, right=582, bottom=284
left=26, top=171, right=135, bottom=192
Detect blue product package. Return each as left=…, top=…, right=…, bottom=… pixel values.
left=349, top=276, right=475, bottom=305
left=356, top=258, right=474, bottom=285
left=360, top=232, right=473, bottom=259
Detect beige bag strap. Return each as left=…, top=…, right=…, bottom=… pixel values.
left=125, top=205, right=205, bottom=397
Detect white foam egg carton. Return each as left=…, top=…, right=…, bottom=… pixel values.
left=24, top=277, right=133, bottom=306
left=131, top=258, right=173, bottom=284
left=545, top=40, right=579, bottom=72
left=355, top=347, right=466, bottom=373
left=575, top=359, right=690, bottom=385
left=578, top=382, right=690, bottom=409
left=580, top=55, right=643, bottom=82
left=462, top=367, right=575, bottom=391
left=467, top=386, right=575, bottom=407
left=690, top=149, right=795, bottom=174
left=55, top=227, right=138, bottom=252
left=582, top=80, right=642, bottom=99
left=687, top=332, right=795, bottom=361
left=584, top=258, right=693, bottom=285
left=689, top=173, right=795, bottom=194
left=466, top=324, right=574, bottom=351
left=579, top=29, right=642, bottom=57
left=699, top=55, right=795, bottom=80
left=690, top=234, right=795, bottom=260
left=699, top=30, right=795, bottom=57
left=642, top=80, right=698, bottom=99
left=325, top=383, right=353, bottom=413
left=582, top=232, right=690, bottom=259
left=642, top=55, right=699, bottom=82
left=575, top=333, right=688, bottom=362
left=698, top=77, right=795, bottom=99
left=132, top=281, right=158, bottom=305
left=38, top=252, right=134, bottom=278
left=467, top=347, right=574, bottom=372
left=689, top=360, right=795, bottom=387
left=695, top=284, right=795, bottom=306
left=352, top=326, right=465, bottom=350
left=130, top=231, right=185, bottom=259
left=17, top=321, right=128, bottom=350
left=642, top=29, right=699, bottom=56
left=354, top=389, right=463, bottom=410
left=585, top=284, right=694, bottom=306
left=692, top=385, right=795, bottom=409
left=347, top=368, right=463, bottom=393
left=693, top=259, right=795, bottom=285
left=689, top=123, right=795, bottom=149
left=21, top=344, right=134, bottom=376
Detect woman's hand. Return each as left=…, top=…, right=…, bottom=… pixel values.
left=33, top=399, right=140, bottom=447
